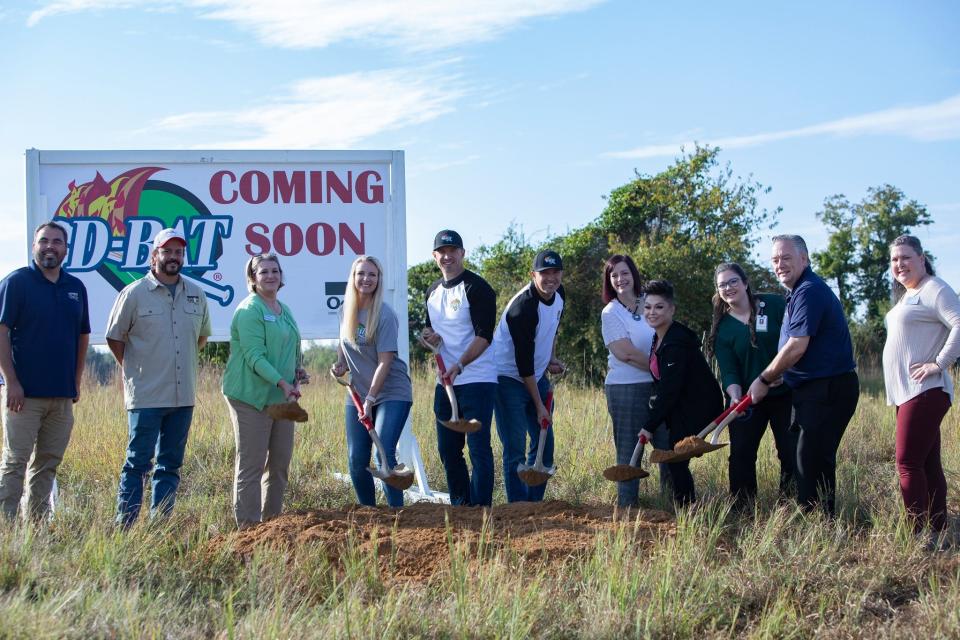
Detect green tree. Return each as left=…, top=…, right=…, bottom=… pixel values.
left=427, top=146, right=780, bottom=384
left=813, top=185, right=931, bottom=323
left=812, top=195, right=857, bottom=317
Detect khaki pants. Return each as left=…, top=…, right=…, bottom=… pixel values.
left=0, top=390, right=74, bottom=520
left=225, top=397, right=294, bottom=529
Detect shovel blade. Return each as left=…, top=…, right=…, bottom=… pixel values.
left=265, top=401, right=309, bottom=422
left=649, top=438, right=728, bottom=464
left=603, top=464, right=650, bottom=482
left=441, top=418, right=482, bottom=434
left=368, top=463, right=415, bottom=491
left=517, top=461, right=555, bottom=487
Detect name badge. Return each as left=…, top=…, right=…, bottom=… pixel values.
left=905, top=296, right=921, bottom=306
left=263, top=314, right=277, bottom=322
left=756, top=315, right=768, bottom=332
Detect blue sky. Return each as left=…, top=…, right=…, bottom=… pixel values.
left=1, top=0, right=958, bottom=288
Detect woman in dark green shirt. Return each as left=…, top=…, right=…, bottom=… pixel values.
left=705, top=262, right=797, bottom=507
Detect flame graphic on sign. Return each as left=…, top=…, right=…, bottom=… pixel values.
left=54, top=167, right=165, bottom=236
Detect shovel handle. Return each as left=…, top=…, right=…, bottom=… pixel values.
left=346, top=384, right=375, bottom=432
left=628, top=433, right=648, bottom=467
left=698, top=394, right=753, bottom=438
left=539, top=390, right=555, bottom=429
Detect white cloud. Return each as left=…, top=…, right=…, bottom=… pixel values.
left=29, top=0, right=605, bottom=50
left=148, top=66, right=466, bottom=148
left=605, top=94, right=960, bottom=159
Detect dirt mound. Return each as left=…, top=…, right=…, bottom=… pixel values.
left=213, top=500, right=674, bottom=583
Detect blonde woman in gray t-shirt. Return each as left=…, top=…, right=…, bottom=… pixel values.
left=331, top=255, right=413, bottom=507
left=883, top=235, right=960, bottom=539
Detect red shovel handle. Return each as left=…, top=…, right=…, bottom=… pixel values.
left=433, top=353, right=449, bottom=378
left=346, top=385, right=374, bottom=432
left=733, top=394, right=753, bottom=413
left=540, top=390, right=554, bottom=429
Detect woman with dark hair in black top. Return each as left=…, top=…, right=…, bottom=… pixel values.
left=640, top=280, right=724, bottom=506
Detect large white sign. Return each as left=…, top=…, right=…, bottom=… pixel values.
left=25, top=149, right=408, bottom=344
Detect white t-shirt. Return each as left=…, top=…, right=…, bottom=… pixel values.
left=601, top=299, right=654, bottom=385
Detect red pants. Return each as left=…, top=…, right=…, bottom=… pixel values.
left=895, top=388, right=950, bottom=532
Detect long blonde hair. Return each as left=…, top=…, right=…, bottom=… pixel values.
left=341, top=255, right=385, bottom=346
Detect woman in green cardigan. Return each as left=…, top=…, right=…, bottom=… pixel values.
left=222, top=253, right=304, bottom=529
left=705, top=262, right=797, bottom=508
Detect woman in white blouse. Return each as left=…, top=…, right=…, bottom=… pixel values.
left=600, top=254, right=670, bottom=506
left=883, top=235, right=960, bottom=539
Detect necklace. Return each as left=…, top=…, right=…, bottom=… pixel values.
left=618, top=297, right=642, bottom=321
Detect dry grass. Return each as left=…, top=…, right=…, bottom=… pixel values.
left=0, top=365, right=957, bottom=638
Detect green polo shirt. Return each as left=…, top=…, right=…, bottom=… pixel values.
left=713, top=293, right=788, bottom=397
left=222, top=294, right=301, bottom=411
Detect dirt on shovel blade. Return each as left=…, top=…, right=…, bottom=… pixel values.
left=376, top=466, right=415, bottom=490
left=266, top=401, right=309, bottom=422
left=602, top=464, right=650, bottom=482
left=210, top=500, right=675, bottom=584
left=442, top=418, right=482, bottom=433
left=649, top=436, right=728, bottom=463
left=517, top=468, right=552, bottom=486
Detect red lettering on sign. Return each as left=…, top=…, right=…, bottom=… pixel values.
left=245, top=223, right=270, bottom=254
left=240, top=171, right=270, bottom=204
left=357, top=171, right=384, bottom=203
left=210, top=170, right=238, bottom=204
left=243, top=222, right=366, bottom=256
left=273, top=171, right=306, bottom=204
left=272, top=223, right=303, bottom=256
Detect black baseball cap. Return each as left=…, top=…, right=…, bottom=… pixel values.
left=533, top=250, right=563, bottom=272
left=433, top=229, right=464, bottom=251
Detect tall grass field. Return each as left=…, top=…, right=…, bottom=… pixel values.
left=0, top=366, right=958, bottom=638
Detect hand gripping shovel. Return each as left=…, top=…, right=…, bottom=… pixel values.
left=266, top=355, right=309, bottom=422
left=649, top=395, right=753, bottom=464
left=332, top=371, right=415, bottom=491
left=603, top=432, right=651, bottom=482
left=517, top=391, right=556, bottom=487
left=265, top=381, right=309, bottom=422
left=416, top=332, right=481, bottom=434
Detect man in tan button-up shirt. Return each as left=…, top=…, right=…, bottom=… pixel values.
left=106, top=228, right=211, bottom=528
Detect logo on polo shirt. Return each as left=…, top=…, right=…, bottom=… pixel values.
left=67, top=292, right=80, bottom=301
left=52, top=167, right=234, bottom=307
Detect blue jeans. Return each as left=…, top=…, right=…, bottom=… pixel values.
left=345, top=400, right=411, bottom=508
left=116, top=406, right=193, bottom=527
left=494, top=375, right=553, bottom=503
left=435, top=382, right=496, bottom=506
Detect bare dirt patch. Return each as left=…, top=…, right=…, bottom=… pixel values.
left=212, top=500, right=674, bottom=583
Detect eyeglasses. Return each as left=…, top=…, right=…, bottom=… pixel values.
left=717, top=277, right=741, bottom=290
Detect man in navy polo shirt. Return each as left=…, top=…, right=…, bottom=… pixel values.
left=0, top=221, right=90, bottom=521
left=748, top=234, right=859, bottom=515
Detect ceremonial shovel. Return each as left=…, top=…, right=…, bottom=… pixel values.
left=266, top=359, right=309, bottom=422
left=603, top=432, right=651, bottom=482
left=517, top=391, right=556, bottom=487
left=417, top=332, right=482, bottom=434
left=649, top=395, right=753, bottom=464
left=332, top=371, right=415, bottom=491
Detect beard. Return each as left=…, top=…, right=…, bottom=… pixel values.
left=157, top=258, right=183, bottom=276
left=35, top=249, right=63, bottom=269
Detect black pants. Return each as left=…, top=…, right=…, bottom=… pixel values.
left=728, top=391, right=797, bottom=501
left=792, top=370, right=860, bottom=515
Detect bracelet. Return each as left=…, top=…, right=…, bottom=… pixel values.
left=364, top=394, right=377, bottom=404
left=453, top=359, right=464, bottom=373
left=758, top=374, right=772, bottom=386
